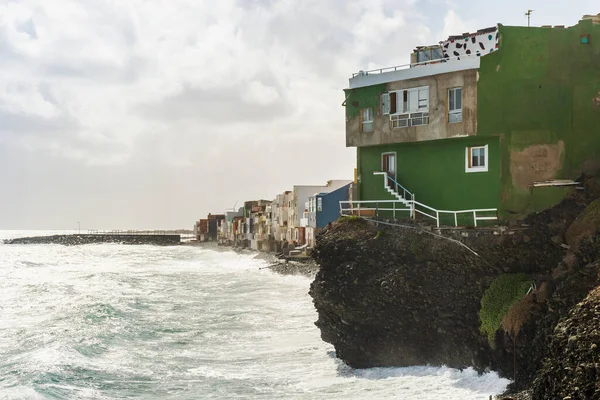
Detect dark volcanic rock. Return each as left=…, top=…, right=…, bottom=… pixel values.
left=309, top=216, right=564, bottom=372
left=309, top=183, right=600, bottom=393
left=531, top=286, right=600, bottom=399
left=4, top=234, right=181, bottom=246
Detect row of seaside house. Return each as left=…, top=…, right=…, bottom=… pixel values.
left=193, top=180, right=354, bottom=254
left=196, top=15, right=600, bottom=241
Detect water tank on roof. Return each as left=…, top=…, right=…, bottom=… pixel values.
left=582, top=13, right=600, bottom=24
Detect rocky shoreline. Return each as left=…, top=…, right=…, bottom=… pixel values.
left=309, top=177, right=600, bottom=398
left=186, top=241, right=319, bottom=278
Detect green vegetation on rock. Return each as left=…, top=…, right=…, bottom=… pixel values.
left=480, top=273, right=533, bottom=345
left=339, top=215, right=361, bottom=223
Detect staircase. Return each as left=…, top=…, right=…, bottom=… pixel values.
left=339, top=172, right=498, bottom=227
left=374, top=172, right=413, bottom=206
left=383, top=181, right=411, bottom=204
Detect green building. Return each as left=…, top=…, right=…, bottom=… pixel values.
left=344, top=16, right=600, bottom=227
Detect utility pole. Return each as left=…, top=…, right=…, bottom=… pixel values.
left=525, top=9, right=534, bottom=27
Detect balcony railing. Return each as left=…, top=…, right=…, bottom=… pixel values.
left=390, top=112, right=430, bottom=128
left=351, top=54, right=477, bottom=78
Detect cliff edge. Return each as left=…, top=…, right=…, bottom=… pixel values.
left=309, top=179, right=600, bottom=394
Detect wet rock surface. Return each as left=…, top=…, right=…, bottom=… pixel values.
left=4, top=234, right=181, bottom=246
left=266, top=259, right=319, bottom=278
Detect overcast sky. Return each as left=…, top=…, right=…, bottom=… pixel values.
left=0, top=0, right=595, bottom=229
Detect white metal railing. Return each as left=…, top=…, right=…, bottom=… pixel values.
left=340, top=200, right=497, bottom=228
left=340, top=200, right=412, bottom=219
left=346, top=172, right=497, bottom=227
left=350, top=54, right=477, bottom=78
left=373, top=172, right=414, bottom=203
left=390, top=112, right=430, bottom=128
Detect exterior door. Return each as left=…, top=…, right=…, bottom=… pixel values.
left=382, top=153, right=396, bottom=188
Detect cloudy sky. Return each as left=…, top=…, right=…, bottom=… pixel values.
left=0, top=0, right=595, bottom=229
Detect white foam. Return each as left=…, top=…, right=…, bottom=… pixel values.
left=0, top=232, right=511, bottom=399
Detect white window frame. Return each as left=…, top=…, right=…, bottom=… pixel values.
left=389, top=86, right=429, bottom=128
left=449, top=87, right=462, bottom=123
left=317, top=197, right=322, bottom=212
left=465, top=145, right=488, bottom=173
left=382, top=93, right=390, bottom=115
left=361, top=108, right=374, bottom=133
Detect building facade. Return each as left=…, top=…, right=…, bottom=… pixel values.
left=307, top=183, right=353, bottom=247
left=346, top=17, right=600, bottom=226
left=289, top=180, right=353, bottom=244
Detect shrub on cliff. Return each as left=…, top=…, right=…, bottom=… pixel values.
left=480, top=273, right=533, bottom=345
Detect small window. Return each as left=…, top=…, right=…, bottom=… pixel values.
left=381, top=93, right=390, bottom=115
left=418, top=49, right=431, bottom=62
left=581, top=34, right=590, bottom=44
left=317, top=198, right=322, bottom=212
left=449, top=88, right=462, bottom=123
left=361, top=108, right=374, bottom=133
left=431, top=47, right=443, bottom=60
left=465, top=145, right=488, bottom=173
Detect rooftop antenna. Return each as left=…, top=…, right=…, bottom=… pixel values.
left=225, top=201, right=239, bottom=213
left=525, top=9, right=534, bottom=27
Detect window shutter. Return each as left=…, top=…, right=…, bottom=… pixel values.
left=418, top=88, right=429, bottom=111
left=398, top=91, right=405, bottom=114
left=381, top=93, right=390, bottom=115
left=408, top=90, right=419, bottom=113
left=359, top=109, right=363, bottom=133
left=390, top=92, right=397, bottom=114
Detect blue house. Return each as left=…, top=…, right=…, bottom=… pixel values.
left=306, top=183, right=352, bottom=247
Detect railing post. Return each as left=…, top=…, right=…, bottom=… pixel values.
left=358, top=202, right=361, bottom=217
left=454, top=213, right=458, bottom=227
left=376, top=201, right=379, bottom=217
left=436, top=211, right=440, bottom=228
left=473, top=211, right=477, bottom=227
left=393, top=201, right=396, bottom=219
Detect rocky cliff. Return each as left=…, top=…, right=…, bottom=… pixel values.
left=309, top=179, right=600, bottom=395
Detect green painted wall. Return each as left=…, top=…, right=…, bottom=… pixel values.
left=358, top=136, right=501, bottom=225
left=345, top=84, right=386, bottom=118
left=478, top=21, right=600, bottom=218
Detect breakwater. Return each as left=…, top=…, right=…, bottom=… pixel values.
left=4, top=234, right=181, bottom=246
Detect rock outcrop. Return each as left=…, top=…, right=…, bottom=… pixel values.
left=309, top=180, right=600, bottom=395
left=531, top=285, right=600, bottom=399
left=4, top=234, right=181, bottom=246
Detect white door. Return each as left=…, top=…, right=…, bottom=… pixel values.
left=382, top=153, right=396, bottom=188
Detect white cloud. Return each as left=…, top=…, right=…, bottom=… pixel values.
left=241, top=81, right=279, bottom=106
left=0, top=0, right=456, bottom=228
left=439, top=9, right=475, bottom=41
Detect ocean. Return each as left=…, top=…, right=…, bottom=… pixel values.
left=0, top=231, right=510, bottom=399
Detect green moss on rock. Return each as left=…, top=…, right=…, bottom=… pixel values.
left=480, top=273, right=532, bottom=345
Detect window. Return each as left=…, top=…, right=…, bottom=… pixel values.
left=388, top=86, right=429, bottom=128
left=381, top=93, right=390, bottom=115
left=360, top=108, right=374, bottom=133
left=449, top=87, right=462, bottom=123
left=465, top=145, right=488, bottom=173
left=415, top=46, right=444, bottom=64
left=317, top=197, right=322, bottom=212
left=581, top=34, right=590, bottom=44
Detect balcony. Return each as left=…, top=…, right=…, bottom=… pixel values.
left=390, top=112, right=430, bottom=128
